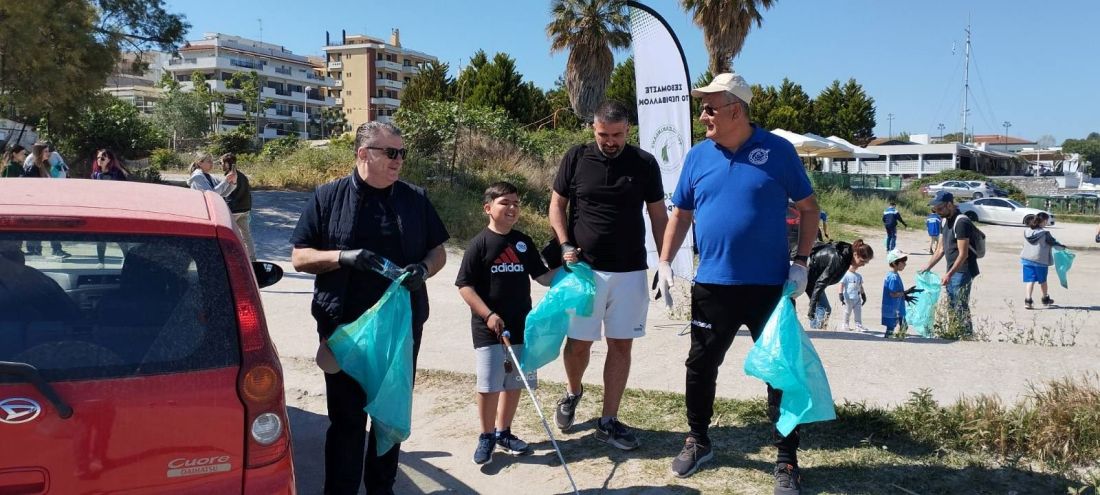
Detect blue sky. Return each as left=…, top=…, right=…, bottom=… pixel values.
left=166, top=0, right=1098, bottom=142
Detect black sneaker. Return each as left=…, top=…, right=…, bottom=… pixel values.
left=473, top=433, right=494, bottom=465
left=773, top=463, right=802, bottom=495
left=50, top=250, right=72, bottom=259
left=594, top=417, right=639, bottom=450
left=1025, top=298, right=1034, bottom=310
left=1042, top=295, right=1054, bottom=306
left=670, top=437, right=713, bottom=478
left=554, top=389, right=582, bottom=431
left=495, top=429, right=531, bottom=455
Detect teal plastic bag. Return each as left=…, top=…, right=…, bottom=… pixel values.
left=905, top=271, right=942, bottom=338
left=326, top=275, right=414, bottom=455
left=521, top=262, right=596, bottom=371
left=1054, top=248, right=1075, bottom=289
left=744, top=282, right=836, bottom=436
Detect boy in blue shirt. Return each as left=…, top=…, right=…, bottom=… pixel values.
left=925, top=210, right=941, bottom=254
left=882, top=250, right=908, bottom=337
left=882, top=201, right=907, bottom=251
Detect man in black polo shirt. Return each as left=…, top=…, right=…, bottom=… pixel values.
left=290, top=122, right=449, bottom=495
left=548, top=101, right=668, bottom=451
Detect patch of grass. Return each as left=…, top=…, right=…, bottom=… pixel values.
left=815, top=188, right=928, bottom=240
left=415, top=369, right=1099, bottom=493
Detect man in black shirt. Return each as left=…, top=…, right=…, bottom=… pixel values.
left=220, top=153, right=255, bottom=261
left=548, top=101, right=668, bottom=451
left=290, top=122, right=449, bottom=495
left=921, top=191, right=979, bottom=335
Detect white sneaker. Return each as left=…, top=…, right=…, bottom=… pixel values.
left=839, top=324, right=850, bottom=332
left=855, top=324, right=869, bottom=332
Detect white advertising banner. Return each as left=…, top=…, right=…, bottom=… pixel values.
left=629, top=1, right=694, bottom=280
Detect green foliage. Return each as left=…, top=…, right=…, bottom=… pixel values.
left=769, top=78, right=814, bottom=133
left=812, top=80, right=846, bottom=138
left=154, top=74, right=210, bottom=142
left=399, top=61, right=453, bottom=113
left=1062, top=132, right=1100, bottom=175
left=545, top=76, right=584, bottom=130
left=546, top=0, right=631, bottom=121
left=838, top=78, right=876, bottom=145
left=395, top=100, right=526, bottom=161
left=40, top=94, right=165, bottom=175
left=149, top=148, right=185, bottom=170
left=259, top=135, right=302, bottom=162
left=227, top=71, right=271, bottom=129
left=208, top=125, right=257, bottom=156
left=0, top=0, right=188, bottom=128
left=605, top=57, right=637, bottom=124
left=681, top=0, right=774, bottom=74
left=128, top=166, right=162, bottom=184
left=328, top=133, right=354, bottom=153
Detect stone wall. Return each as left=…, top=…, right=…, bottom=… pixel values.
left=998, top=177, right=1060, bottom=196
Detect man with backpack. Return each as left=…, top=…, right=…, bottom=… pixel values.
left=921, top=191, right=983, bottom=335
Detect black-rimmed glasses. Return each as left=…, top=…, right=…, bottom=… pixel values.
left=365, top=146, right=407, bottom=160
left=702, top=101, right=737, bottom=116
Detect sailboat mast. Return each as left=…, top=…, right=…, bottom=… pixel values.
left=961, top=20, right=971, bottom=143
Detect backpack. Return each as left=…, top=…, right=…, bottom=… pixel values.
left=947, top=215, right=986, bottom=258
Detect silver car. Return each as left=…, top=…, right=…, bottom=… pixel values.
left=924, top=180, right=996, bottom=199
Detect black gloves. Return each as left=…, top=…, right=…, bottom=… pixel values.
left=1095, top=234, right=1100, bottom=243
left=560, top=242, right=577, bottom=272
left=860, top=293, right=867, bottom=306
left=339, top=249, right=381, bottom=272
left=904, top=286, right=924, bottom=305
left=839, top=296, right=845, bottom=306
left=401, top=263, right=428, bottom=291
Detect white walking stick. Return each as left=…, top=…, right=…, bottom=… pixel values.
left=500, top=330, right=579, bottom=495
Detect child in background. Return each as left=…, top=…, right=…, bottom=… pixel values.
left=455, top=181, right=556, bottom=465
left=882, top=250, right=909, bottom=338
left=838, top=251, right=870, bottom=332
left=882, top=200, right=908, bottom=251
left=925, top=210, right=941, bottom=254
left=1020, top=212, right=1065, bottom=309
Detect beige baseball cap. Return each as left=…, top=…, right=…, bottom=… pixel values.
left=691, top=72, right=754, bottom=104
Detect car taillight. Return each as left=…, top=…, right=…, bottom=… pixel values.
left=218, top=229, right=289, bottom=469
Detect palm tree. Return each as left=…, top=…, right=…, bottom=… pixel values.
left=681, top=0, right=775, bottom=74
left=546, top=0, right=630, bottom=122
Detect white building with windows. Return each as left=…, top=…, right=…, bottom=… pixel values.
left=165, top=33, right=336, bottom=140
left=823, top=142, right=1026, bottom=177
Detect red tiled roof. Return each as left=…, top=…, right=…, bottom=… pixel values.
left=972, top=135, right=1035, bottom=144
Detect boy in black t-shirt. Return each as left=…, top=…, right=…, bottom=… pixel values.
left=456, top=182, right=556, bottom=465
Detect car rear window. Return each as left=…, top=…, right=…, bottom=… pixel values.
left=0, top=233, right=240, bottom=383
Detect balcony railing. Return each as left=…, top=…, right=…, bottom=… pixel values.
left=370, top=97, right=400, bottom=107
left=274, top=67, right=292, bottom=75
left=375, top=78, right=402, bottom=90
left=334, top=80, right=343, bottom=87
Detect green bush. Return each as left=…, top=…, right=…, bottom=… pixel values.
left=259, top=135, right=302, bottom=162
left=149, top=148, right=185, bottom=170
left=395, top=100, right=526, bottom=160
left=208, top=126, right=257, bottom=156
left=328, top=132, right=354, bottom=153
left=128, top=167, right=162, bottom=184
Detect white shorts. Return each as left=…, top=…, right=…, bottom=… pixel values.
left=475, top=344, right=537, bottom=393
left=567, top=269, right=648, bottom=341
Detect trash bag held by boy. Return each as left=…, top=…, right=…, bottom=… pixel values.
left=905, top=270, right=941, bottom=337
left=744, top=281, right=837, bottom=436
left=521, top=262, right=596, bottom=372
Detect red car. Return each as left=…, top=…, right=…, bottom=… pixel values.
left=0, top=180, right=294, bottom=494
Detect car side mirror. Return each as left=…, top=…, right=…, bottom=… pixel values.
left=253, top=261, right=284, bottom=288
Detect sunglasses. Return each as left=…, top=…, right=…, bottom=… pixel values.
left=702, top=101, right=737, bottom=116
left=97, top=155, right=109, bottom=161
left=365, top=146, right=407, bottom=160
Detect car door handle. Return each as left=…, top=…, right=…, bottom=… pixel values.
left=0, top=469, right=47, bottom=495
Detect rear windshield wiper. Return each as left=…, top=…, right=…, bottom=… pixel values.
left=0, top=361, right=74, bottom=419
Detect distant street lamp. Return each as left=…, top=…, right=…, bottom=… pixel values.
left=937, top=123, right=945, bottom=142
left=303, top=85, right=313, bottom=139
left=1002, top=121, right=1012, bottom=149
left=887, top=113, right=895, bottom=139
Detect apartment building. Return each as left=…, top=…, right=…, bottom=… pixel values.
left=103, top=51, right=171, bottom=114
left=165, top=33, right=336, bottom=140
left=323, top=29, right=436, bottom=130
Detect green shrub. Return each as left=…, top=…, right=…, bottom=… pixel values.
left=208, top=126, right=257, bottom=156
left=149, top=148, right=185, bottom=170
left=328, top=132, right=354, bottom=152
left=257, top=135, right=302, bottom=162
left=128, top=167, right=162, bottom=184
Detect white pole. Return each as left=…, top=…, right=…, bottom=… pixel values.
left=304, top=86, right=313, bottom=139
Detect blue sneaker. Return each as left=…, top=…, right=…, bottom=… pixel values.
left=495, top=428, right=531, bottom=455
left=473, top=433, right=494, bottom=465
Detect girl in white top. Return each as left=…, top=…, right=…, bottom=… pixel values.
left=839, top=261, right=868, bottom=331
left=186, top=152, right=237, bottom=197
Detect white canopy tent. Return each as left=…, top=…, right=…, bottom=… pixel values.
left=824, top=135, right=879, bottom=159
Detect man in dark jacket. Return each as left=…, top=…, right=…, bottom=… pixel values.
left=221, top=153, right=255, bottom=260
left=882, top=200, right=907, bottom=251
left=290, top=121, right=449, bottom=495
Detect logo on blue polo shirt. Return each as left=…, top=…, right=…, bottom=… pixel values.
left=748, top=148, right=770, bottom=165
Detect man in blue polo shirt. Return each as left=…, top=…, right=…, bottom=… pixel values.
left=657, top=73, right=819, bottom=494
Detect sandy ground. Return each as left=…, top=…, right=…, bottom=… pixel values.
left=234, top=186, right=1099, bottom=494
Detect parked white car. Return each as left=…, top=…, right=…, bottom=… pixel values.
left=957, top=198, right=1055, bottom=225
left=923, top=180, right=997, bottom=199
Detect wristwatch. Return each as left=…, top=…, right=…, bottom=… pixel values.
left=792, top=254, right=809, bottom=263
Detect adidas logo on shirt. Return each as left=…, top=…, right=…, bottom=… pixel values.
left=491, top=246, right=525, bottom=274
